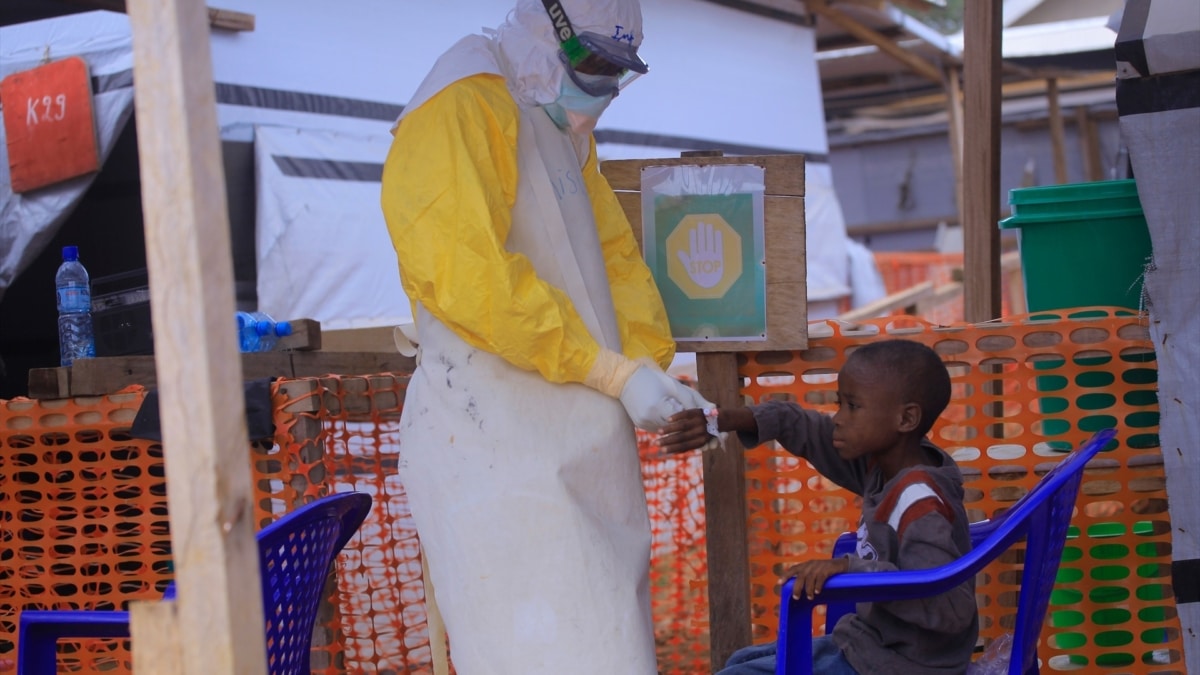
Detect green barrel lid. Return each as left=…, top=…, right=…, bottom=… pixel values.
left=1000, top=179, right=1145, bottom=228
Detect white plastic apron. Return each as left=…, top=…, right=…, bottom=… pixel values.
left=394, top=37, right=657, bottom=675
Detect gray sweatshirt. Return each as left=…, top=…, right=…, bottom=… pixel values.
left=741, top=401, right=978, bottom=675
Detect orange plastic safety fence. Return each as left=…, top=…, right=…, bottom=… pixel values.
left=3, top=307, right=1181, bottom=675
left=739, top=309, right=1184, bottom=673
left=872, top=251, right=1020, bottom=324
left=0, top=390, right=166, bottom=674
left=262, top=375, right=714, bottom=674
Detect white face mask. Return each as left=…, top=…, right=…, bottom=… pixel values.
left=543, top=75, right=615, bottom=136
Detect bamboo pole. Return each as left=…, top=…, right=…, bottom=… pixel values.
left=124, top=0, right=267, bottom=671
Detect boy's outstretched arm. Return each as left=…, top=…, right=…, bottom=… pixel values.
left=658, top=407, right=758, bottom=454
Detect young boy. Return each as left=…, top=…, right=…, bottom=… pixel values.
left=659, top=338, right=978, bottom=675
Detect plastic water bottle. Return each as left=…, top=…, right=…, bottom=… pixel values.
left=235, top=311, right=292, bottom=352
left=251, top=312, right=292, bottom=352
left=236, top=311, right=261, bottom=353
left=56, top=245, right=96, bottom=367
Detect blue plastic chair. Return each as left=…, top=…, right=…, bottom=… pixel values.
left=17, top=491, right=372, bottom=675
left=776, top=429, right=1114, bottom=675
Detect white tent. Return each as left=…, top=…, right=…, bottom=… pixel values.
left=2, top=0, right=873, bottom=328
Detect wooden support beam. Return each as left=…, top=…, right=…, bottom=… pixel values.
left=853, top=71, right=1117, bottom=118
left=698, top=352, right=751, bottom=671
left=1075, top=107, right=1104, bottom=182
left=58, top=0, right=255, bottom=31
left=962, top=0, right=1003, bottom=323
left=1046, top=78, right=1068, bottom=184
left=130, top=600, right=183, bottom=675
left=27, top=351, right=416, bottom=399
left=206, top=6, right=255, bottom=31
left=272, top=317, right=322, bottom=351
left=836, top=280, right=935, bottom=322
left=916, top=281, right=964, bottom=316
left=944, top=66, right=965, bottom=224
left=807, top=0, right=945, bottom=84
left=124, top=0, right=267, bottom=671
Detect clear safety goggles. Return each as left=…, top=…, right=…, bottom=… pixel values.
left=540, top=0, right=649, bottom=98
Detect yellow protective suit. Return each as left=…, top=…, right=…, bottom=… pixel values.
left=381, top=75, right=673, bottom=382
left=380, top=27, right=675, bottom=672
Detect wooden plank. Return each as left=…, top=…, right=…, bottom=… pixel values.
left=125, top=0, right=266, bottom=670
left=321, top=325, right=400, bottom=353
left=808, top=0, right=944, bottom=84
left=272, top=317, right=322, bottom=351
left=962, top=0, right=1003, bottom=323
left=846, top=214, right=961, bottom=237
left=601, top=155, right=805, bottom=197
left=1046, top=78, right=1068, bottom=184
left=837, top=280, right=935, bottom=322
left=289, top=351, right=415, bottom=378
left=697, top=352, right=751, bottom=671
left=916, top=281, right=964, bottom=316
left=27, top=352, right=417, bottom=399
left=130, top=600, right=183, bottom=675
left=206, top=7, right=255, bottom=31
left=27, top=366, right=70, bottom=400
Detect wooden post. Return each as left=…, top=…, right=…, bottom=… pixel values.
left=944, top=66, right=965, bottom=224
left=1075, top=107, right=1103, bottom=182
left=124, top=0, right=267, bottom=672
left=697, top=352, right=751, bottom=671
left=962, top=0, right=1003, bottom=323
left=1047, top=78, right=1068, bottom=184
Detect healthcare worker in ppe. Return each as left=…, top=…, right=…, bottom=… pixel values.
left=380, top=0, right=710, bottom=672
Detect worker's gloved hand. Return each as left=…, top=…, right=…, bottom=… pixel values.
left=670, top=379, right=714, bottom=412
left=584, top=348, right=683, bottom=432
left=617, top=366, right=685, bottom=432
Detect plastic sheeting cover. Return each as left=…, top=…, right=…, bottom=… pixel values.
left=0, top=11, right=135, bottom=302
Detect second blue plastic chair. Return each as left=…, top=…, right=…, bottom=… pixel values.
left=17, top=491, right=372, bottom=675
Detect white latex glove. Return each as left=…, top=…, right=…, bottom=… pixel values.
left=618, top=366, right=686, bottom=432
left=671, top=380, right=714, bottom=411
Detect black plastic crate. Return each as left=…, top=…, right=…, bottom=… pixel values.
left=91, top=269, right=154, bottom=357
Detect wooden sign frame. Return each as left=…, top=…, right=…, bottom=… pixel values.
left=601, top=154, right=808, bottom=353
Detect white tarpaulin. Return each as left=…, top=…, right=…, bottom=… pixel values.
left=1116, top=1, right=1200, bottom=669
left=0, top=11, right=135, bottom=303
left=253, top=125, right=411, bottom=328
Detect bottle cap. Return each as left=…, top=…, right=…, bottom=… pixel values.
left=275, top=321, right=293, bottom=337
left=62, top=245, right=79, bottom=261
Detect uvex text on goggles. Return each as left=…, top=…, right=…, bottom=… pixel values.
left=540, top=0, right=649, bottom=97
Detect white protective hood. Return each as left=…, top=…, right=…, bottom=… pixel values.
left=492, top=0, right=644, bottom=107
left=0, top=11, right=136, bottom=302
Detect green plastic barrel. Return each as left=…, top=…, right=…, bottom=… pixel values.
left=1000, top=179, right=1153, bottom=312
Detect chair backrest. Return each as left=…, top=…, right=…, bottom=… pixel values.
left=787, top=430, right=1113, bottom=675
left=996, top=429, right=1112, bottom=674
left=256, top=492, right=372, bottom=675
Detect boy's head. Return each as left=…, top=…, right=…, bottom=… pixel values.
left=840, top=339, right=951, bottom=440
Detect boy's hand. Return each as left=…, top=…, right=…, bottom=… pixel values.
left=658, top=408, right=712, bottom=454
left=784, top=557, right=851, bottom=600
